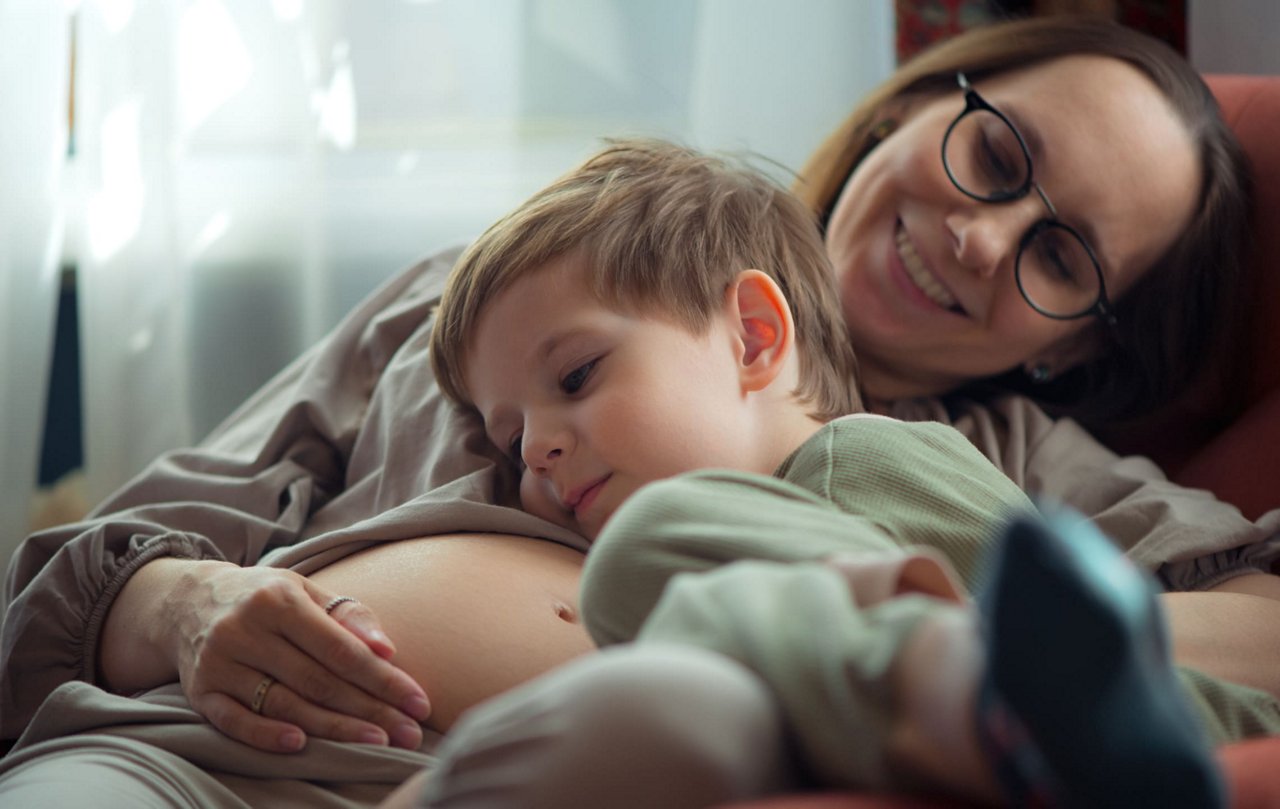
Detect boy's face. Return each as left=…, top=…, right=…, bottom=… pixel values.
left=465, top=253, right=759, bottom=540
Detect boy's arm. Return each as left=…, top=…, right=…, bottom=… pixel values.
left=580, top=467, right=889, bottom=647
left=776, top=416, right=1035, bottom=592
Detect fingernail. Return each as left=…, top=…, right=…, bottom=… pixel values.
left=358, top=623, right=395, bottom=655
left=359, top=728, right=389, bottom=746
left=280, top=730, right=306, bottom=751
left=392, top=721, right=423, bottom=749
left=404, top=694, right=431, bottom=720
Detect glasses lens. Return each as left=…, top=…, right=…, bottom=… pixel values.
left=943, top=110, right=1031, bottom=200
left=1017, top=223, right=1102, bottom=317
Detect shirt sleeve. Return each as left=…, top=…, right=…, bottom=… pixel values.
left=891, top=394, right=1280, bottom=590
left=0, top=246, right=463, bottom=740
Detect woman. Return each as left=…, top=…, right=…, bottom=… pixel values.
left=1, top=15, right=1276, bottom=807
left=796, top=16, right=1280, bottom=698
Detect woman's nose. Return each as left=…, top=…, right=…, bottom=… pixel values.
left=946, top=202, right=1036, bottom=279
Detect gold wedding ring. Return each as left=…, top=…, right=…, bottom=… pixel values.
left=250, top=675, right=275, bottom=714
left=324, top=595, right=358, bottom=615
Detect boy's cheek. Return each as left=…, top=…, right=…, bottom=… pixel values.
left=519, top=473, right=577, bottom=533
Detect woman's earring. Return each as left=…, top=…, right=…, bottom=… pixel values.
left=1025, top=362, right=1052, bottom=384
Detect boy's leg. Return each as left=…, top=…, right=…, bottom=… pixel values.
left=581, top=469, right=990, bottom=792
left=415, top=644, right=797, bottom=809
left=636, top=557, right=980, bottom=794
left=587, top=473, right=1242, bottom=804
left=1177, top=667, right=1280, bottom=743
left=977, top=512, right=1225, bottom=807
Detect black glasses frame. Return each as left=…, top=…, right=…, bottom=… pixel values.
left=942, top=72, right=1117, bottom=326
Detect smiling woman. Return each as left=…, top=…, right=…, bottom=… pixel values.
left=799, top=17, right=1249, bottom=430
left=824, top=55, right=1200, bottom=406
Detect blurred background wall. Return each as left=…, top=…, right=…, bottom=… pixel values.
left=3, top=0, right=898, bottom=580
left=5, top=0, right=1275, bottom=591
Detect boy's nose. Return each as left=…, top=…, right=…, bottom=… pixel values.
left=522, top=428, right=565, bottom=475
left=526, top=447, right=561, bottom=476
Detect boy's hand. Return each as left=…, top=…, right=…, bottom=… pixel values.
left=823, top=549, right=967, bottom=607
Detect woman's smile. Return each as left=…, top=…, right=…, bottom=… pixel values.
left=893, top=220, right=963, bottom=314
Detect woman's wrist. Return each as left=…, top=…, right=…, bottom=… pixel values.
left=98, top=556, right=234, bottom=693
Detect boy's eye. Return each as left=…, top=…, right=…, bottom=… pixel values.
left=560, top=358, right=598, bottom=394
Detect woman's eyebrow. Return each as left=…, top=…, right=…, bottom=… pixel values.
left=1002, top=103, right=1045, bottom=162
left=1005, top=103, right=1113, bottom=274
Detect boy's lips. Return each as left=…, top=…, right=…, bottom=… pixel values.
left=566, top=474, right=610, bottom=520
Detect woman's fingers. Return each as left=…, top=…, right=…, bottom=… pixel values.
left=196, top=687, right=308, bottom=753
left=309, top=585, right=397, bottom=660
left=174, top=565, right=430, bottom=752
left=192, top=662, right=405, bottom=753
left=253, top=633, right=427, bottom=748
left=280, top=597, right=432, bottom=730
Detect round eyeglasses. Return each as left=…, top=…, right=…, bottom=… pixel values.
left=941, top=73, right=1116, bottom=325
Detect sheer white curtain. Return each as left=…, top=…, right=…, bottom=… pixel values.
left=72, top=0, right=894, bottom=508
left=0, top=1, right=71, bottom=575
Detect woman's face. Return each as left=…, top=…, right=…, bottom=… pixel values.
left=825, top=55, right=1200, bottom=401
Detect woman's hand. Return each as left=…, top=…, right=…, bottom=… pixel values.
left=99, top=557, right=431, bottom=753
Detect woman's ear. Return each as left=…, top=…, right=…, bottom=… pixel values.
left=1031, top=325, right=1107, bottom=379
left=727, top=269, right=795, bottom=393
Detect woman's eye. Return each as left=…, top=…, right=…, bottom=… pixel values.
left=977, top=132, right=1020, bottom=185
left=508, top=435, right=524, bottom=466
left=560, top=358, right=598, bottom=394
left=972, top=126, right=1024, bottom=188
left=1033, top=233, right=1088, bottom=288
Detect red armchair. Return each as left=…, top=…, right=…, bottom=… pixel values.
left=1161, top=75, right=1280, bottom=524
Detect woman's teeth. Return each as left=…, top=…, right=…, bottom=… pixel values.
left=895, top=225, right=959, bottom=311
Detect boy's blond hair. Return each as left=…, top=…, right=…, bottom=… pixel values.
left=431, top=138, right=860, bottom=420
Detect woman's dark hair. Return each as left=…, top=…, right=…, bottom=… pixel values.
left=795, top=16, right=1252, bottom=429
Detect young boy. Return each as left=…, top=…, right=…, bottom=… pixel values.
left=412, top=138, right=1242, bottom=808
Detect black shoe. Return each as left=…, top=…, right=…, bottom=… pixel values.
left=975, top=507, right=1226, bottom=809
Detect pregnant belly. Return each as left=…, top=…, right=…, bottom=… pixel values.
left=309, top=533, right=594, bottom=732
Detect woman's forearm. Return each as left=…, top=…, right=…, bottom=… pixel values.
left=98, top=557, right=229, bottom=692
left=1162, top=574, right=1280, bottom=699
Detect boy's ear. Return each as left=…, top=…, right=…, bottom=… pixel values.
left=728, top=269, right=794, bottom=393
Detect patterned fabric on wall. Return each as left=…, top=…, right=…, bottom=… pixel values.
left=1114, top=0, right=1185, bottom=53
left=896, top=0, right=1004, bottom=63
left=895, top=0, right=1186, bottom=64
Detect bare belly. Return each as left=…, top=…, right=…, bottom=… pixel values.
left=308, top=534, right=594, bottom=732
